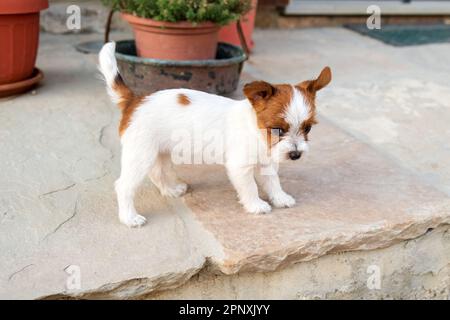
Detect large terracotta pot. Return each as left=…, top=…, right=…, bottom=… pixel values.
left=0, top=0, right=49, bottom=85
left=121, top=13, right=220, bottom=61
left=219, top=0, right=258, bottom=52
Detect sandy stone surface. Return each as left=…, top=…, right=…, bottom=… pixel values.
left=248, top=28, right=450, bottom=196
left=147, top=225, right=450, bottom=299
left=0, top=29, right=449, bottom=299
left=178, top=117, right=450, bottom=274
left=0, top=33, right=221, bottom=299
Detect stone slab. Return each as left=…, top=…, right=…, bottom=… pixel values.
left=148, top=225, right=450, bottom=300
left=1, top=30, right=449, bottom=299
left=177, top=117, right=450, bottom=274
left=0, top=33, right=221, bottom=299
left=247, top=28, right=450, bottom=196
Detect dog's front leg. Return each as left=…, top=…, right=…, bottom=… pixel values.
left=226, top=164, right=272, bottom=214
left=255, top=164, right=296, bottom=208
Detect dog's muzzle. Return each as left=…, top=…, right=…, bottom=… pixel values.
left=288, top=151, right=302, bottom=160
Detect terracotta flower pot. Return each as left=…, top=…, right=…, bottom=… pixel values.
left=0, top=0, right=48, bottom=85
left=219, top=0, right=258, bottom=52
left=121, top=13, right=220, bottom=61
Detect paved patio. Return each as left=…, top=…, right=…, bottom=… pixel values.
left=0, top=28, right=449, bottom=299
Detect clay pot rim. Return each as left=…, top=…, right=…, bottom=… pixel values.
left=115, top=40, right=247, bottom=67
left=0, top=0, right=48, bottom=14
left=121, top=12, right=220, bottom=30
left=0, top=68, right=43, bottom=98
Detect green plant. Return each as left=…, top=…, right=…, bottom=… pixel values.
left=102, top=0, right=252, bottom=25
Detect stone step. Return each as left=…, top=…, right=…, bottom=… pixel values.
left=0, top=30, right=449, bottom=299
left=176, top=117, right=450, bottom=274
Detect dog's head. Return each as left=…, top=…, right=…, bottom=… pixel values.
left=243, top=67, right=332, bottom=162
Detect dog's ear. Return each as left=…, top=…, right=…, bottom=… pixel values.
left=313, top=66, right=332, bottom=91
left=243, top=81, right=275, bottom=103
left=298, top=67, right=332, bottom=93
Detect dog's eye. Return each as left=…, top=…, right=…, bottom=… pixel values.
left=271, top=128, right=285, bottom=136
left=304, top=125, right=312, bottom=134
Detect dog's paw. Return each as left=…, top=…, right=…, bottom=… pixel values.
left=244, top=199, right=272, bottom=215
left=161, top=183, right=188, bottom=198
left=271, top=192, right=296, bottom=208
left=120, top=214, right=147, bottom=228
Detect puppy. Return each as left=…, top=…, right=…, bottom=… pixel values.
left=98, top=42, right=331, bottom=227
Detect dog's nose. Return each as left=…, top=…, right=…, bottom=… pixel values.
left=289, top=151, right=302, bottom=160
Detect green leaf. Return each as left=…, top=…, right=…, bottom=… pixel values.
left=102, top=0, right=251, bottom=24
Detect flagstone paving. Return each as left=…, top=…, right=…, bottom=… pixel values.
left=0, top=29, right=449, bottom=299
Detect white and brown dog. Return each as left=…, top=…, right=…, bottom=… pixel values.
left=99, top=42, right=331, bottom=227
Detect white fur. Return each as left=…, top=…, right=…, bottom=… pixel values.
left=98, top=42, right=121, bottom=104
left=271, top=86, right=311, bottom=162
left=98, top=42, right=313, bottom=227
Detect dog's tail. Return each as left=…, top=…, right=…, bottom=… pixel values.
left=98, top=42, right=136, bottom=110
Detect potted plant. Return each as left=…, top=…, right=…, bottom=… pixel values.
left=219, top=0, right=257, bottom=52
left=102, top=0, right=251, bottom=60
left=0, top=0, right=48, bottom=97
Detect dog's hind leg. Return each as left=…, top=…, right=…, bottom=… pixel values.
left=149, top=154, right=188, bottom=198
left=115, top=141, right=157, bottom=227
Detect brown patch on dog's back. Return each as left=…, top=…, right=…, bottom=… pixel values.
left=177, top=93, right=190, bottom=106
left=113, top=74, right=145, bottom=136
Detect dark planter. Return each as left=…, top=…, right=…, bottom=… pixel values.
left=115, top=40, right=247, bottom=96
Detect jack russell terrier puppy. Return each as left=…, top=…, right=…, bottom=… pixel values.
left=99, top=42, right=332, bottom=227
